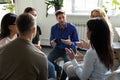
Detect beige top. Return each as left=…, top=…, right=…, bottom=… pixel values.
left=0, top=34, right=17, bottom=47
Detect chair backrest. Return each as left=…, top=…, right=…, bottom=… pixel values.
left=106, top=68, right=120, bottom=80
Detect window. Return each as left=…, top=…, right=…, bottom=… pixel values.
left=72, top=0, right=99, bottom=12
left=0, top=4, right=9, bottom=22
left=102, top=0, right=120, bottom=15
left=62, top=0, right=102, bottom=15
left=0, top=0, right=15, bottom=22
left=48, top=0, right=120, bottom=16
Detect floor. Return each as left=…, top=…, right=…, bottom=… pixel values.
left=41, top=45, right=53, bottom=56
left=41, top=45, right=64, bottom=67
left=41, top=45, right=67, bottom=80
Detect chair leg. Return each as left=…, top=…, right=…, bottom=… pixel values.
left=68, top=76, right=80, bottom=80
left=56, top=66, right=62, bottom=80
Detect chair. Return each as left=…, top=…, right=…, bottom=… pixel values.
left=54, top=57, right=64, bottom=80
left=106, top=67, right=120, bottom=80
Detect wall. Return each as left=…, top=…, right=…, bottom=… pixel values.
left=15, top=0, right=120, bottom=46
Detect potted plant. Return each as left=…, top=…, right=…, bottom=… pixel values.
left=45, top=0, right=64, bottom=17
left=2, top=0, right=15, bottom=13
left=102, top=0, right=120, bottom=15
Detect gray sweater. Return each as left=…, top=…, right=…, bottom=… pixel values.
left=71, top=48, right=110, bottom=80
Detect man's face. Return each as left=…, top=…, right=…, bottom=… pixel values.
left=56, top=13, right=66, bottom=26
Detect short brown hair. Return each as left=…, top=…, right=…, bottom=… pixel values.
left=16, top=13, right=35, bottom=34
left=55, top=10, right=65, bottom=17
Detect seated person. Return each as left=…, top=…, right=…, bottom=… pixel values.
left=24, top=7, right=42, bottom=50
left=77, top=8, right=114, bottom=49
left=64, top=18, right=114, bottom=80
left=48, top=10, right=79, bottom=80
left=24, top=7, right=56, bottom=80
left=0, top=13, right=48, bottom=80
left=0, top=13, right=18, bottom=47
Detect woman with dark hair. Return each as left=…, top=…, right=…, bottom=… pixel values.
left=64, top=18, right=114, bottom=80
left=24, top=7, right=42, bottom=50
left=0, top=13, right=18, bottom=47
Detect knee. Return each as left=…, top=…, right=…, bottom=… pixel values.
left=48, top=61, right=55, bottom=70
left=63, top=61, right=72, bottom=72
left=66, top=65, right=76, bottom=77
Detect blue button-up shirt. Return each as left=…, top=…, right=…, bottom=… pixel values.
left=50, top=22, right=79, bottom=49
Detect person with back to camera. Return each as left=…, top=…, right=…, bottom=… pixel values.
left=24, top=7, right=56, bottom=80
left=0, top=13, right=48, bottom=80
left=0, top=13, right=18, bottom=47
left=48, top=9, right=79, bottom=80
left=64, top=17, right=114, bottom=80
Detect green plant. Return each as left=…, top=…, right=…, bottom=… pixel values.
left=102, top=5, right=108, bottom=13
left=112, top=0, right=120, bottom=10
left=45, top=0, right=63, bottom=17
left=102, top=0, right=120, bottom=15
left=3, top=0, right=15, bottom=13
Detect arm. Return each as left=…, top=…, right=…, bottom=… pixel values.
left=66, top=48, right=95, bottom=80
left=72, top=26, right=79, bottom=46
left=38, top=54, right=48, bottom=80
left=34, top=25, right=42, bottom=50
left=76, top=39, right=90, bottom=49
left=73, top=49, right=95, bottom=80
left=50, top=26, right=56, bottom=47
left=34, top=35, right=42, bottom=50
left=61, top=24, right=79, bottom=46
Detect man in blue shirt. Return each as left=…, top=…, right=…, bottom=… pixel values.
left=48, top=10, right=79, bottom=80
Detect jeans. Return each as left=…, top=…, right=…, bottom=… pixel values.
left=48, top=61, right=56, bottom=79
left=48, top=47, right=76, bottom=80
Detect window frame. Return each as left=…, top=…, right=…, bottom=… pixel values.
left=71, top=0, right=103, bottom=13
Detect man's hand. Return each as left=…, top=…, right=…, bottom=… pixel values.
left=51, top=39, right=56, bottom=47
left=61, top=35, right=72, bottom=45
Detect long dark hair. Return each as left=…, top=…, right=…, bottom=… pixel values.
left=0, top=13, right=17, bottom=40
left=87, top=17, right=114, bottom=70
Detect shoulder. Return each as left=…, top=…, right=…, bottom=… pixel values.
left=66, top=22, right=77, bottom=29
left=67, top=22, right=76, bottom=26
left=51, top=23, right=59, bottom=29
left=52, top=23, right=58, bottom=27
left=0, top=37, right=8, bottom=47
left=85, top=48, right=97, bottom=58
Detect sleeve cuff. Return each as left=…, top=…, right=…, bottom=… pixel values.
left=71, top=58, right=79, bottom=66
left=71, top=42, right=77, bottom=46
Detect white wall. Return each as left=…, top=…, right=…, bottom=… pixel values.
left=15, top=0, right=120, bottom=46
